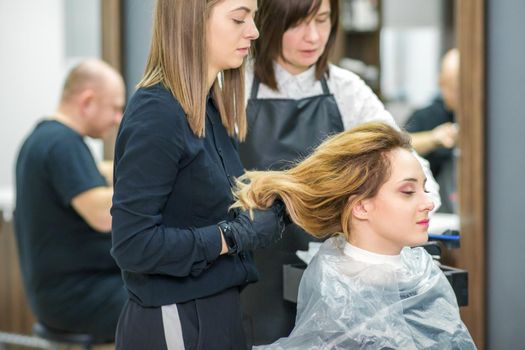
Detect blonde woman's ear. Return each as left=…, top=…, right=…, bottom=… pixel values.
left=350, top=198, right=369, bottom=221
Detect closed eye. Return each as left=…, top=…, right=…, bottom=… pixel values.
left=316, top=15, right=329, bottom=23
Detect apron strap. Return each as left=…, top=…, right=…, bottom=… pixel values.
left=250, top=75, right=261, bottom=100
left=320, top=75, right=330, bottom=94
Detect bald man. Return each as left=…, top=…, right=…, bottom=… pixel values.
left=14, top=59, right=126, bottom=340
left=405, top=49, right=460, bottom=213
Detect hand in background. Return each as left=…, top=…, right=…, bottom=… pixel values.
left=432, top=122, right=458, bottom=149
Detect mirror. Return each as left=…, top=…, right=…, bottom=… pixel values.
left=333, top=0, right=459, bottom=217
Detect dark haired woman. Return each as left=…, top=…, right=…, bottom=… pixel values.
left=239, top=0, right=440, bottom=344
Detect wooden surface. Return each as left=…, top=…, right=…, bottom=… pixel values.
left=456, top=0, right=486, bottom=348
left=101, top=0, right=122, bottom=72
left=0, top=217, right=35, bottom=335
left=101, top=0, right=122, bottom=162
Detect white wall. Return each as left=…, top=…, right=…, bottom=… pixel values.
left=383, top=0, right=441, bottom=28
left=65, top=0, right=101, bottom=58
left=0, top=0, right=65, bottom=213
left=123, top=0, right=155, bottom=98
left=381, top=27, right=440, bottom=106
left=380, top=0, right=443, bottom=124
left=0, top=0, right=102, bottom=216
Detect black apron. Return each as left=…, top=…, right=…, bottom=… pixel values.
left=239, top=75, right=344, bottom=345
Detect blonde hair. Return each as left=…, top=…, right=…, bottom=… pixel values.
left=232, top=122, right=412, bottom=240
left=139, top=0, right=247, bottom=140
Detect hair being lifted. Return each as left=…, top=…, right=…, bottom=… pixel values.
left=232, top=122, right=412, bottom=240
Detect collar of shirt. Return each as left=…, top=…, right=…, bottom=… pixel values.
left=343, top=241, right=403, bottom=269
left=273, top=62, right=319, bottom=95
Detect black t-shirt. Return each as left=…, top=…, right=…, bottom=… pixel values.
left=15, top=120, right=125, bottom=337
left=404, top=97, right=455, bottom=178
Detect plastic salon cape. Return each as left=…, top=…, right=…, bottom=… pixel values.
left=255, top=237, right=476, bottom=350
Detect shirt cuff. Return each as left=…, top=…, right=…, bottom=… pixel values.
left=195, top=225, right=222, bottom=262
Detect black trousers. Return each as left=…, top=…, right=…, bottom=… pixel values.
left=116, top=287, right=248, bottom=350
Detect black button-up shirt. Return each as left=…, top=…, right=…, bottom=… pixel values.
left=111, top=84, right=257, bottom=307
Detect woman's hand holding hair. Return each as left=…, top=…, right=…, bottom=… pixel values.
left=218, top=200, right=287, bottom=255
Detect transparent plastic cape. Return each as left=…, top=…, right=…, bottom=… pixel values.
left=255, top=237, right=476, bottom=350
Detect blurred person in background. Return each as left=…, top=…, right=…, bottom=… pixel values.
left=14, top=59, right=126, bottom=340
left=405, top=49, right=460, bottom=213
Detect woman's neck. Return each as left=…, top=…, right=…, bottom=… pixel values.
left=275, top=57, right=312, bottom=76
left=348, top=226, right=403, bottom=256
left=343, top=241, right=402, bottom=268
left=207, top=67, right=219, bottom=91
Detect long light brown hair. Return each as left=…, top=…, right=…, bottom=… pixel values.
left=232, top=122, right=412, bottom=240
left=139, top=0, right=247, bottom=140
left=253, top=0, right=339, bottom=90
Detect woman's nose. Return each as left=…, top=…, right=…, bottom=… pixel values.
left=304, top=22, right=320, bottom=42
left=245, top=18, right=259, bottom=40
left=421, top=196, right=435, bottom=212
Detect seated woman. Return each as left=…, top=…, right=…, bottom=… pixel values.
left=232, top=122, right=476, bottom=349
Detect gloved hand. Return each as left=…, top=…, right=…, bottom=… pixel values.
left=218, top=200, right=287, bottom=255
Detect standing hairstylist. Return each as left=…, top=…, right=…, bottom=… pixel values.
left=110, top=1, right=286, bottom=349
left=239, top=0, right=440, bottom=344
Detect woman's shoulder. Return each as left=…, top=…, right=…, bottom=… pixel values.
left=129, top=84, right=184, bottom=113
left=327, top=63, right=365, bottom=85
left=123, top=83, right=188, bottom=132
left=326, top=64, right=377, bottom=104
left=116, top=84, right=192, bottom=151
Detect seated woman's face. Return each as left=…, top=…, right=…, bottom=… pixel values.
left=278, top=0, right=332, bottom=75
left=360, top=148, right=435, bottom=254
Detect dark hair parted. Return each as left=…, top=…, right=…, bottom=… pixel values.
left=253, top=0, right=339, bottom=90
left=232, top=122, right=413, bottom=240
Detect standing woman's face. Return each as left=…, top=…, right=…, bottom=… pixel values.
left=278, top=0, right=332, bottom=75
left=207, top=0, right=259, bottom=77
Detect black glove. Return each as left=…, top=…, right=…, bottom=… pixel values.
left=218, top=200, right=287, bottom=255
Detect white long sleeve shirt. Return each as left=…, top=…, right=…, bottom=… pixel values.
left=245, top=62, right=395, bottom=130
